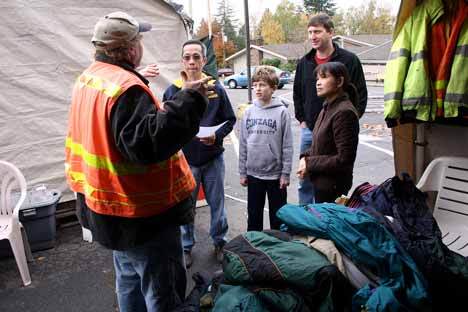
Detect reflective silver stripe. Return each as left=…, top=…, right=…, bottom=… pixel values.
left=401, top=97, right=432, bottom=106
left=388, top=49, right=425, bottom=61
left=445, top=93, right=468, bottom=104
left=455, top=45, right=468, bottom=57
left=411, top=51, right=426, bottom=61
left=384, top=92, right=402, bottom=101
left=389, top=49, right=410, bottom=60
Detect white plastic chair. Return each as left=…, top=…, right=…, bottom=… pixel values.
left=0, top=160, right=33, bottom=286
left=417, top=157, right=468, bottom=256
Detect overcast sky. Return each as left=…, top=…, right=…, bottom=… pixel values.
left=172, top=0, right=400, bottom=28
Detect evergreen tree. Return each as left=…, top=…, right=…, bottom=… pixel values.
left=215, top=0, right=238, bottom=44
left=236, top=24, right=246, bottom=50
left=303, top=0, right=337, bottom=16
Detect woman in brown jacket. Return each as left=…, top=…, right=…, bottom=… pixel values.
left=297, top=62, right=360, bottom=203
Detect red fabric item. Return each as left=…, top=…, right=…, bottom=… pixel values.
left=315, top=54, right=331, bottom=65
left=197, top=186, right=205, bottom=200
left=430, top=0, right=468, bottom=117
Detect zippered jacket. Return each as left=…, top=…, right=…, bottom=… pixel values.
left=384, top=0, right=468, bottom=126
left=163, top=75, right=236, bottom=166
left=294, top=43, right=367, bottom=130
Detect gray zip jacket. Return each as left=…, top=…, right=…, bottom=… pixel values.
left=239, top=98, right=293, bottom=181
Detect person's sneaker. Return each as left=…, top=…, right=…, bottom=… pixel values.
left=214, top=245, right=224, bottom=263
left=184, top=251, right=193, bottom=268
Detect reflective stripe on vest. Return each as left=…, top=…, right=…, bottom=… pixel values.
left=65, top=61, right=195, bottom=217
left=444, top=26, right=468, bottom=118
left=384, top=0, right=444, bottom=122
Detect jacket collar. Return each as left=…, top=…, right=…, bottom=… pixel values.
left=323, top=93, right=349, bottom=111
left=305, top=42, right=341, bottom=64
left=172, top=72, right=216, bottom=89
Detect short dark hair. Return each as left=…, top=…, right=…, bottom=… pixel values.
left=182, top=39, right=207, bottom=57
left=307, top=13, right=334, bottom=32
left=252, top=66, right=279, bottom=89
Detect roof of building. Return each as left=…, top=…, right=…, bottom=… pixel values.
left=225, top=34, right=393, bottom=63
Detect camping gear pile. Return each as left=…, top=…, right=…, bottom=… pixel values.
left=195, top=174, right=468, bottom=312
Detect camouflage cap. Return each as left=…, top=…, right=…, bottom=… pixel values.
left=92, top=11, right=152, bottom=48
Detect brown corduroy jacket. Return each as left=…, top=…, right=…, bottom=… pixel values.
left=304, top=94, right=360, bottom=195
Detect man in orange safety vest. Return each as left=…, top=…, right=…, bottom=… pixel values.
left=65, top=11, right=210, bottom=312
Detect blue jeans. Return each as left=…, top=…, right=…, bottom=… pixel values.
left=181, top=154, right=228, bottom=251
left=298, top=127, right=315, bottom=204
left=113, top=225, right=186, bottom=312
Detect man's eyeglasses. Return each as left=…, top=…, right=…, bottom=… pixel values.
left=182, top=54, right=203, bottom=61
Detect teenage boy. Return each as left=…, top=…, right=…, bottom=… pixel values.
left=163, top=39, right=236, bottom=267
left=239, top=66, right=293, bottom=231
left=293, top=13, right=367, bottom=204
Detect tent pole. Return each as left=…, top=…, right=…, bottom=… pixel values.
left=243, top=0, right=252, bottom=104
left=207, top=0, right=213, bottom=39
left=188, top=0, right=193, bottom=17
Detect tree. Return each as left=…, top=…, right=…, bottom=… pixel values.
left=273, top=0, right=308, bottom=43
left=195, top=19, right=237, bottom=67
left=259, top=9, right=285, bottom=44
left=215, top=0, right=238, bottom=43
left=303, top=0, right=337, bottom=16
left=235, top=24, right=246, bottom=50
left=330, top=11, right=346, bottom=34
left=336, top=0, right=394, bottom=35
left=196, top=19, right=210, bottom=38
left=262, top=58, right=281, bottom=68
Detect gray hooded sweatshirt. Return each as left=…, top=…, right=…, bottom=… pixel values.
left=239, top=97, right=293, bottom=181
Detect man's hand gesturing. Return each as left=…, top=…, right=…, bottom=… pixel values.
left=181, top=71, right=214, bottom=97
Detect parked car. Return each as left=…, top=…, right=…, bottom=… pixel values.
left=290, top=70, right=296, bottom=82
left=217, top=67, right=234, bottom=78
left=223, top=66, right=291, bottom=89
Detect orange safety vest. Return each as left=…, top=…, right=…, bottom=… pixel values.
left=65, top=61, right=195, bottom=218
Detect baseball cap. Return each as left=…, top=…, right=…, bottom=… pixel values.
left=92, top=11, right=152, bottom=48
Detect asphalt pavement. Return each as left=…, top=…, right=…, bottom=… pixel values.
left=0, top=81, right=395, bottom=311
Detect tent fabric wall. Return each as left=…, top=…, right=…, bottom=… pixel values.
left=0, top=0, right=190, bottom=201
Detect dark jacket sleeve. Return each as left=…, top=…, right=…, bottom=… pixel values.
left=162, top=85, right=176, bottom=102
left=306, top=110, right=359, bottom=174
left=350, top=55, right=368, bottom=117
left=111, top=85, right=207, bottom=164
left=293, top=60, right=305, bottom=123
left=214, top=84, right=236, bottom=145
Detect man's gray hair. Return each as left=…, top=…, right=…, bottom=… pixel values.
left=94, top=35, right=141, bottom=63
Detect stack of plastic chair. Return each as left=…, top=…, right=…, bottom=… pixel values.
left=0, top=160, right=33, bottom=286
left=417, top=157, right=468, bottom=256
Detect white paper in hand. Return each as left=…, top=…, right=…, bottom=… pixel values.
left=196, top=121, right=228, bottom=138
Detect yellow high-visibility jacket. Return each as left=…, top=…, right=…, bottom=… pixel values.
left=384, top=0, right=444, bottom=125
left=444, top=21, right=468, bottom=118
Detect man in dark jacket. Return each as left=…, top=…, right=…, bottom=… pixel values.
left=67, top=12, right=211, bottom=312
left=293, top=13, right=367, bottom=204
left=163, top=40, right=236, bottom=267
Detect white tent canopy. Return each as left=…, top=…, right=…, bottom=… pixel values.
left=0, top=0, right=191, bottom=201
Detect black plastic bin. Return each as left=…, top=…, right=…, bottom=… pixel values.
left=0, top=187, right=61, bottom=257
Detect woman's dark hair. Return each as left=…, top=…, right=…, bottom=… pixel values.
left=313, top=62, right=359, bottom=107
